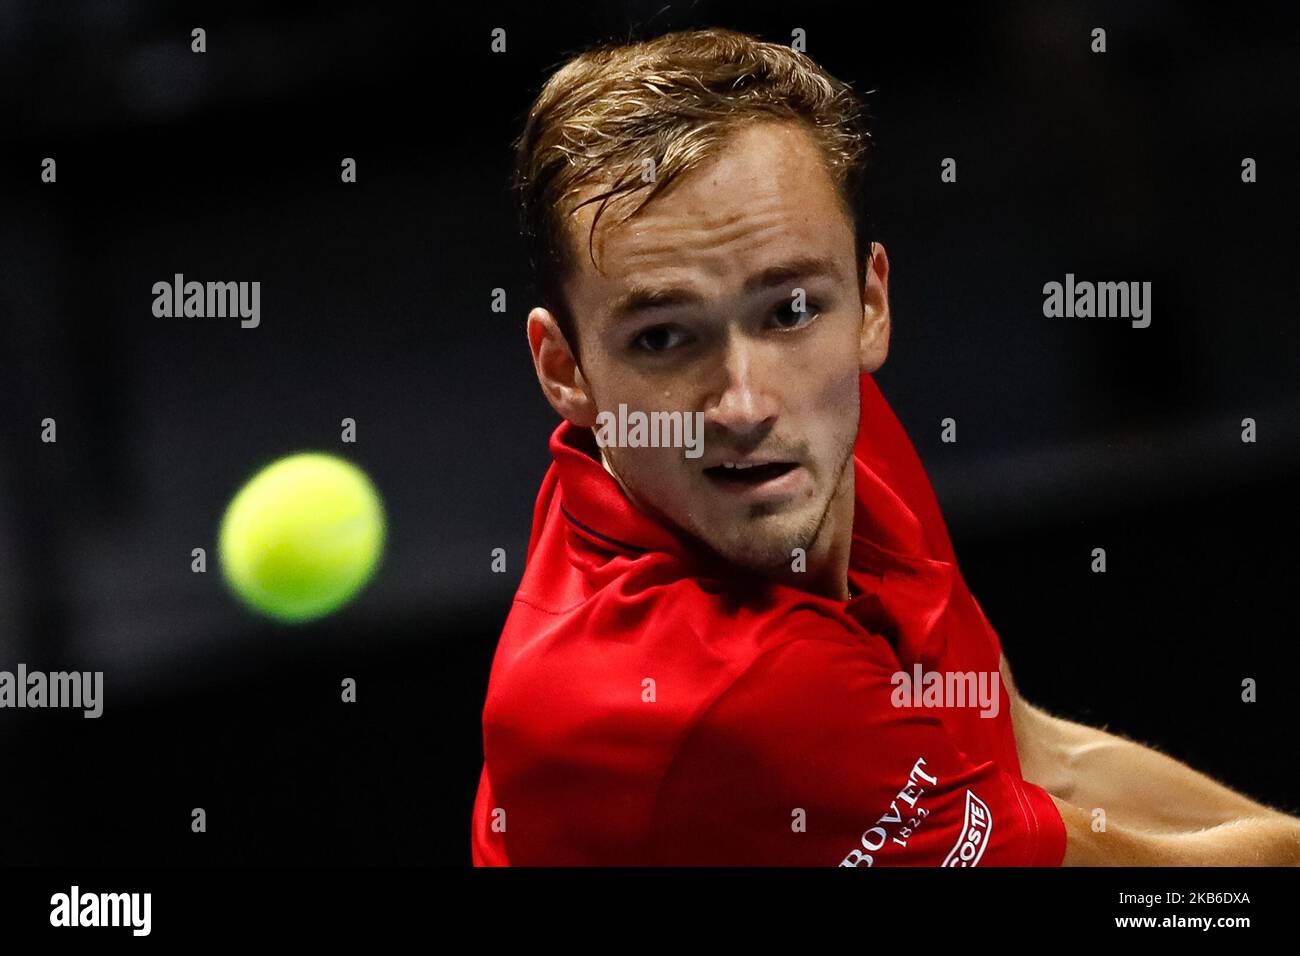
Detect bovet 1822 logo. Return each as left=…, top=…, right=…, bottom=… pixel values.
left=942, top=790, right=992, bottom=867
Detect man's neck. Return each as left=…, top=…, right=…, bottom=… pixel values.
left=767, top=463, right=855, bottom=602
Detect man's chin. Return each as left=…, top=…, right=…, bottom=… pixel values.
left=700, top=516, right=822, bottom=576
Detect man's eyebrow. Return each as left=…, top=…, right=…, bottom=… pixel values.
left=608, top=254, right=842, bottom=321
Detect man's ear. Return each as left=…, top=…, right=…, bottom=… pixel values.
left=859, top=241, right=891, bottom=374
left=527, top=307, right=598, bottom=426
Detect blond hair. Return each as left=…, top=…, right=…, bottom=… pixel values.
left=512, top=27, right=873, bottom=348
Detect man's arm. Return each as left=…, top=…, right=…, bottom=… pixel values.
left=1000, top=653, right=1297, bottom=837
left=1053, top=797, right=1300, bottom=866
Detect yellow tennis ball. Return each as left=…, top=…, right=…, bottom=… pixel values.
left=219, top=452, right=386, bottom=623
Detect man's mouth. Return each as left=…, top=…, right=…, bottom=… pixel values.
left=703, top=460, right=800, bottom=487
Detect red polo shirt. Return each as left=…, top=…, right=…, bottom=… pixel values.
left=471, top=373, right=1066, bottom=866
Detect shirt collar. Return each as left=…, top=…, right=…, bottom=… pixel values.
left=549, top=422, right=705, bottom=565
left=846, top=453, right=956, bottom=664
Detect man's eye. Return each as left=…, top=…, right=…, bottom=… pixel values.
left=772, top=301, right=819, bottom=329
left=631, top=325, right=689, bottom=352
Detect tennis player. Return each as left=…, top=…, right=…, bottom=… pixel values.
left=472, top=27, right=1299, bottom=866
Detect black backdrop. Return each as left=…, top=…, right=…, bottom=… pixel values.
left=0, top=0, right=1297, bottom=865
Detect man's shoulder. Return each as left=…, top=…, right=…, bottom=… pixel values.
left=517, top=553, right=857, bottom=630
left=504, top=558, right=899, bottom=692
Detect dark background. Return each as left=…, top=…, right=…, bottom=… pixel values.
left=0, top=0, right=1297, bottom=864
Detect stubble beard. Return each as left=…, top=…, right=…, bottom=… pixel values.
left=713, top=433, right=857, bottom=575
left=601, top=426, right=858, bottom=580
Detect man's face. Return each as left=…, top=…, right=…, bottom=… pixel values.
left=550, top=121, right=884, bottom=573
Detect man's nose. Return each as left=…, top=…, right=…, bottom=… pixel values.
left=702, top=337, right=778, bottom=448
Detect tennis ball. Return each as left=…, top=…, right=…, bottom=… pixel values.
left=219, top=452, right=385, bottom=623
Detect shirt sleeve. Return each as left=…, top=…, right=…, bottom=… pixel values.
left=642, top=629, right=1067, bottom=866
